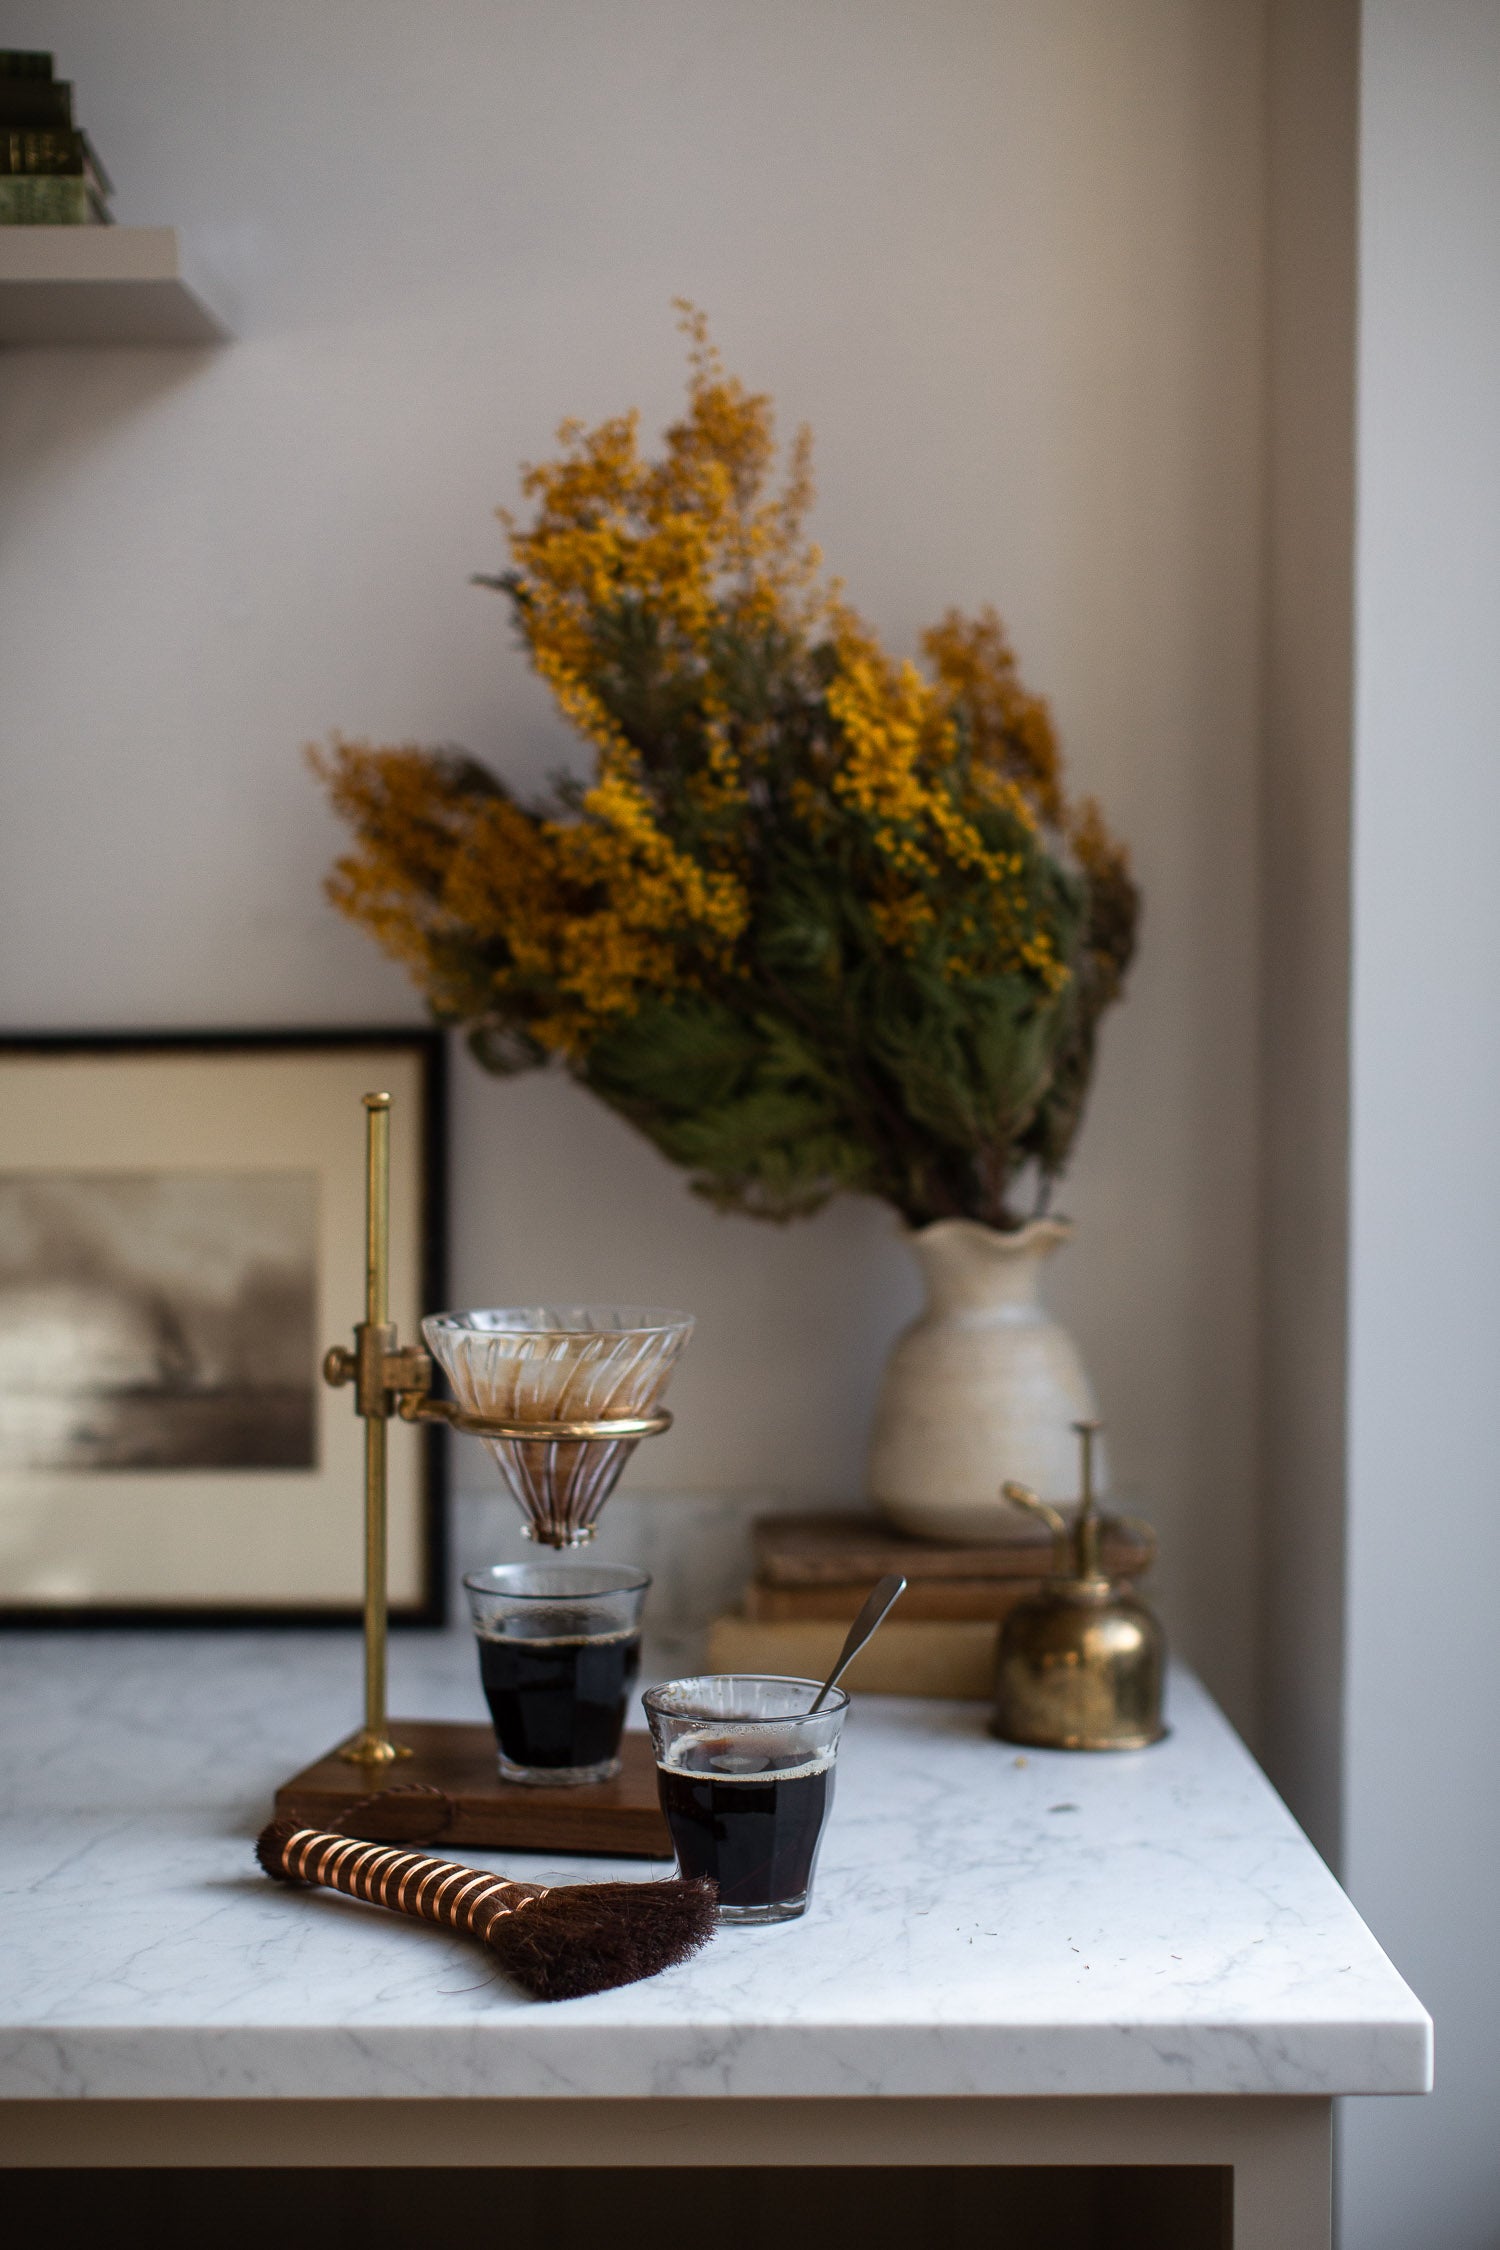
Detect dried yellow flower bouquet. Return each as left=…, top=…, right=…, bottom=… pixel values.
left=315, top=312, right=1138, bottom=1230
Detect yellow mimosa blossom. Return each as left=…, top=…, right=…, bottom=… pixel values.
left=316, top=313, right=1137, bottom=1229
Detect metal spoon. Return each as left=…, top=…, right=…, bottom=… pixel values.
left=809, top=1573, right=907, bottom=1710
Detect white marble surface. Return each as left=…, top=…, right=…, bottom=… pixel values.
left=0, top=1626, right=1430, bottom=2101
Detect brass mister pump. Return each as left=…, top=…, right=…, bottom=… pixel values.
left=992, top=1421, right=1166, bottom=1751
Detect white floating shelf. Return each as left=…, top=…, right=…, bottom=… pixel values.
left=0, top=226, right=231, bottom=345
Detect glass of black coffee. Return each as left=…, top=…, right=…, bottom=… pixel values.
left=643, top=1674, right=850, bottom=1923
left=464, top=1562, right=650, bottom=1786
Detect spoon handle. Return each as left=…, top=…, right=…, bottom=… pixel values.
left=810, top=1573, right=907, bottom=1710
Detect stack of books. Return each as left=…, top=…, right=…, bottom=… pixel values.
left=0, top=51, right=113, bottom=226
left=707, top=1510, right=1153, bottom=1697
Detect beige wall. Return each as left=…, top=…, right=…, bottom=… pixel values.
left=0, top=0, right=1268, bottom=1728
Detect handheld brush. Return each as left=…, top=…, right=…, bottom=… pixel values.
left=255, top=1787, right=715, bottom=2002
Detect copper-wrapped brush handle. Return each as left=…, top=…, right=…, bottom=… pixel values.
left=260, top=1821, right=545, bottom=1946
left=255, top=1793, right=717, bottom=2002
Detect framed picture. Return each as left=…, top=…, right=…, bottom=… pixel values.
left=0, top=1031, right=446, bottom=1624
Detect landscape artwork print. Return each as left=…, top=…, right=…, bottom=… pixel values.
left=0, top=1172, right=318, bottom=1474
left=0, top=1034, right=440, bottom=1622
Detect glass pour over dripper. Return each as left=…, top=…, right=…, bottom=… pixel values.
left=423, top=1307, right=693, bottom=1547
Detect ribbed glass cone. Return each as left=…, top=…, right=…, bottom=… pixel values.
left=423, top=1307, right=693, bottom=1548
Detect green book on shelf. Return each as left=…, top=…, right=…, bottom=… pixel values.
left=0, top=128, right=111, bottom=200
left=1, top=126, right=80, bottom=173
left=0, top=51, right=56, bottom=81
left=0, top=77, right=72, bottom=129
left=0, top=175, right=107, bottom=225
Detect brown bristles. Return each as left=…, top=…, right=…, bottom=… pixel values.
left=481, top=1876, right=718, bottom=2002
left=254, top=1812, right=717, bottom=2000
left=255, top=1816, right=312, bottom=1884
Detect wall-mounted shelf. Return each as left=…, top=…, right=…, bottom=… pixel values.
left=0, top=226, right=231, bottom=344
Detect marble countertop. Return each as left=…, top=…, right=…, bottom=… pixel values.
left=0, top=1625, right=1430, bottom=2102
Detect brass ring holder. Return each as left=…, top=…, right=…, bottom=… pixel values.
left=323, top=1092, right=672, bottom=1767
left=393, top=1397, right=671, bottom=1444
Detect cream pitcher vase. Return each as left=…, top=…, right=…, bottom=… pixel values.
left=868, top=1217, right=1104, bottom=1544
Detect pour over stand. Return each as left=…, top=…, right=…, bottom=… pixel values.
left=271, top=1091, right=676, bottom=1857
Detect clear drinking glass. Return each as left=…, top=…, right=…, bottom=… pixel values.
left=426, top=1307, right=693, bottom=1547
left=643, top=1674, right=850, bottom=1924
left=465, top=1562, right=650, bottom=1786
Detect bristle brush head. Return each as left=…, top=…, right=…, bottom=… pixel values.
left=486, top=1877, right=718, bottom=2001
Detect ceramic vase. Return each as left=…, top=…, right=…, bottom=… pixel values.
left=868, top=1217, right=1103, bottom=1544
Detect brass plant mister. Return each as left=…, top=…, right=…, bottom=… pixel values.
left=992, top=1421, right=1166, bottom=1752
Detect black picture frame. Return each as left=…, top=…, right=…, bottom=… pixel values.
left=0, top=1028, right=447, bottom=1629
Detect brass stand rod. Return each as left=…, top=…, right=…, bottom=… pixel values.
left=362, top=1094, right=389, bottom=1749
left=331, top=1092, right=410, bottom=1768
left=361, top=1410, right=389, bottom=1748
left=366, top=1091, right=389, bottom=1329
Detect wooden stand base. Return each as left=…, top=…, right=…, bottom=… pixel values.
left=274, top=1722, right=672, bottom=1859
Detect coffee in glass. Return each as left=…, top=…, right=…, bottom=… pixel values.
left=643, top=1675, right=849, bottom=1922
left=465, top=1562, right=649, bottom=1785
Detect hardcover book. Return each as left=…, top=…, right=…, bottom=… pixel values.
left=0, top=127, right=112, bottom=195
left=751, top=1510, right=1151, bottom=1586
left=0, top=79, right=72, bottom=130
left=707, top=1613, right=1003, bottom=1699
left=743, top=1574, right=1050, bottom=1624
left=0, top=175, right=106, bottom=224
